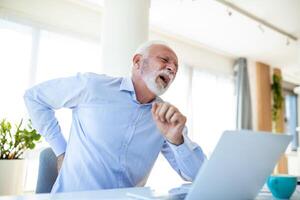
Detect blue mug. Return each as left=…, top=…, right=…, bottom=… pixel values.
left=267, top=175, right=297, bottom=199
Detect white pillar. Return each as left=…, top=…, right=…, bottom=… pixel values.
left=101, top=0, right=150, bottom=77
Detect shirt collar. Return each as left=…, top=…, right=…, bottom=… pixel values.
left=119, top=77, right=163, bottom=104
left=119, top=76, right=135, bottom=92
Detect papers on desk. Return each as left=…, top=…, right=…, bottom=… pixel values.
left=168, top=183, right=191, bottom=195
left=126, top=192, right=166, bottom=200
left=127, top=192, right=187, bottom=200
left=126, top=184, right=192, bottom=200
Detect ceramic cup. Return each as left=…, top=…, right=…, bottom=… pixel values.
left=267, top=174, right=297, bottom=199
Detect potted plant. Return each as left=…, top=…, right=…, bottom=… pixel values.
left=271, top=73, right=284, bottom=133
left=0, top=119, right=41, bottom=195
left=271, top=72, right=288, bottom=174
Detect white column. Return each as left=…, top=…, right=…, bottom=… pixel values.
left=101, top=0, right=150, bottom=77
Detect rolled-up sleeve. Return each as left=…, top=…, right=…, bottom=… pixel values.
left=24, top=73, right=89, bottom=156
left=161, top=127, right=207, bottom=181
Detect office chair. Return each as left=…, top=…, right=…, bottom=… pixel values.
left=36, top=148, right=58, bottom=193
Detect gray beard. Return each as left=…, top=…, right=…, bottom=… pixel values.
left=142, top=72, right=170, bottom=96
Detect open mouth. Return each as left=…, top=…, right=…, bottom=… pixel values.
left=158, top=74, right=170, bottom=86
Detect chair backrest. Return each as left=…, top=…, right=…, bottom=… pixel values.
left=36, top=148, right=58, bottom=193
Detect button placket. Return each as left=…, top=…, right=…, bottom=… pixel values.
left=120, top=107, right=145, bottom=170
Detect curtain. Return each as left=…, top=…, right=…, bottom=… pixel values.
left=234, top=58, right=252, bottom=130
left=191, top=69, right=236, bottom=155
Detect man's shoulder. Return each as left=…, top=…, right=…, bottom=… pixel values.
left=81, top=72, right=122, bottom=83
left=81, top=72, right=123, bottom=90
left=82, top=72, right=118, bottom=80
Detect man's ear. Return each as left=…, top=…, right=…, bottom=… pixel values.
left=133, top=54, right=142, bottom=69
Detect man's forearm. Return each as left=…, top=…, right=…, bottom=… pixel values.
left=166, top=132, right=207, bottom=181
left=172, top=145, right=206, bottom=181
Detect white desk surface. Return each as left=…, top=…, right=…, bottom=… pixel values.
left=0, top=186, right=299, bottom=200
left=0, top=187, right=152, bottom=200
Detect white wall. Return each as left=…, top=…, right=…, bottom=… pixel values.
left=0, top=0, right=102, bottom=41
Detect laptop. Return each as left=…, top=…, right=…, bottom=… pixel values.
left=185, top=130, right=291, bottom=200
left=128, top=130, right=292, bottom=200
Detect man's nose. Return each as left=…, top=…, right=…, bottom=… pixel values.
left=166, top=64, right=176, bottom=74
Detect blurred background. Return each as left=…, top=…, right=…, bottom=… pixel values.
left=0, top=0, right=299, bottom=195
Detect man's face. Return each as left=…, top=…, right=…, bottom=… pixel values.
left=139, top=45, right=178, bottom=96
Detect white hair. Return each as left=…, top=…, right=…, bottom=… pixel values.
left=134, top=40, right=172, bottom=56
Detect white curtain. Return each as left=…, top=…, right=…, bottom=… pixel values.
left=190, top=69, right=236, bottom=156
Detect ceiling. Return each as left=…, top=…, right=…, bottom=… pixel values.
left=77, top=0, right=300, bottom=83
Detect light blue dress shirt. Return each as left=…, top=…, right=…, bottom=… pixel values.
left=24, top=73, right=206, bottom=193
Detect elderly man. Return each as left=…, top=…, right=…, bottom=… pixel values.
left=24, top=41, right=206, bottom=193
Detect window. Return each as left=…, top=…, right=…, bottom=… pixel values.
left=0, top=19, right=102, bottom=191
left=284, top=91, right=298, bottom=151
left=0, top=20, right=32, bottom=121
left=191, top=69, right=236, bottom=156
left=36, top=31, right=102, bottom=83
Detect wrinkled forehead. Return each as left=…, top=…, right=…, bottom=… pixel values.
left=148, top=44, right=178, bottom=62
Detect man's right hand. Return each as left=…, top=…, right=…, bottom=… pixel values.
left=57, top=153, right=65, bottom=173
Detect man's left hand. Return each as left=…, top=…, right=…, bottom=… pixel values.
left=152, top=102, right=186, bottom=145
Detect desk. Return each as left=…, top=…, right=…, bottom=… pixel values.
left=0, top=186, right=299, bottom=200
left=0, top=187, right=152, bottom=200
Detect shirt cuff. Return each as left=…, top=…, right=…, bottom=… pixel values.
left=45, top=133, right=67, bottom=156
left=167, top=127, right=196, bottom=157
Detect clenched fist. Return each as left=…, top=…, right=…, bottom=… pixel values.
left=151, top=102, right=186, bottom=145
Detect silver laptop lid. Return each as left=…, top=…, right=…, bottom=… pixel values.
left=185, top=130, right=292, bottom=200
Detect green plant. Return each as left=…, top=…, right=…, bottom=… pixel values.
left=271, top=74, right=284, bottom=122
left=0, top=119, right=41, bottom=159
